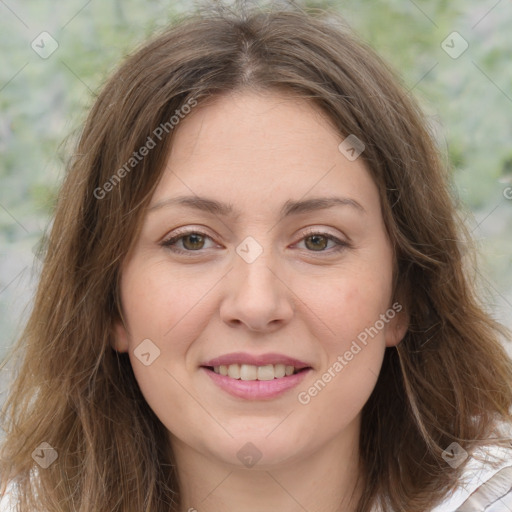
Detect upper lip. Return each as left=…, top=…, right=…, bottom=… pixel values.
left=201, top=352, right=311, bottom=369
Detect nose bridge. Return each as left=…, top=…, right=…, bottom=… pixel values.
left=219, top=234, right=294, bottom=330
left=233, top=234, right=281, bottom=293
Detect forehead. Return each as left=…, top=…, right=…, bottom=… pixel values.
left=168, top=89, right=339, bottom=162
left=150, top=90, right=380, bottom=219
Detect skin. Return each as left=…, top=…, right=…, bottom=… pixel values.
left=113, top=89, right=409, bottom=512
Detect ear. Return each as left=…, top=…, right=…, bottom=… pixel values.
left=384, top=301, right=409, bottom=347
left=111, top=319, right=130, bottom=353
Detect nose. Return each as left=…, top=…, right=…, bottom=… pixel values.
left=219, top=243, right=294, bottom=333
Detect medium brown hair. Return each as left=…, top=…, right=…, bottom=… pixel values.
left=1, top=2, right=511, bottom=511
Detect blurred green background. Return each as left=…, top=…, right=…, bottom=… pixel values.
left=1, top=0, right=511, bottom=365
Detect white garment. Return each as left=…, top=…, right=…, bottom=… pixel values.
left=1, top=446, right=511, bottom=511
left=431, top=443, right=512, bottom=512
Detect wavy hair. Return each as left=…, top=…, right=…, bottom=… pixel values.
left=1, top=2, right=511, bottom=511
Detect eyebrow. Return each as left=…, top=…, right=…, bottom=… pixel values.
left=148, top=195, right=366, bottom=219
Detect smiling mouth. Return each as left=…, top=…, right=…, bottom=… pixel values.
left=203, top=363, right=310, bottom=381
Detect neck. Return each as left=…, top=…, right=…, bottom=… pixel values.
left=171, top=417, right=364, bottom=512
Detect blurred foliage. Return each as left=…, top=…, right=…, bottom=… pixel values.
left=0, top=0, right=511, bottom=349
left=1, top=0, right=511, bottom=210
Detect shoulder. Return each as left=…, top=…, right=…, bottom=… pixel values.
left=432, top=443, right=512, bottom=512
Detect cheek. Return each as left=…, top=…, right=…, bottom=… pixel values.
left=293, top=263, right=393, bottom=415
left=121, top=261, right=215, bottom=349
left=293, top=280, right=390, bottom=427
left=122, top=291, right=207, bottom=441
left=299, top=352, right=383, bottom=433
left=120, top=261, right=220, bottom=415
left=306, top=264, right=394, bottom=347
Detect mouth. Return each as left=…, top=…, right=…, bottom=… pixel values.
left=202, top=363, right=310, bottom=381
left=200, top=354, right=313, bottom=400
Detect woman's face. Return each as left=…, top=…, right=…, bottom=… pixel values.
left=113, top=90, right=408, bottom=468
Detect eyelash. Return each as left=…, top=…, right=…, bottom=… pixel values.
left=160, top=229, right=349, bottom=256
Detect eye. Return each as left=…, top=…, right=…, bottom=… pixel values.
left=161, top=230, right=217, bottom=253
left=295, top=230, right=349, bottom=253
left=160, top=228, right=349, bottom=256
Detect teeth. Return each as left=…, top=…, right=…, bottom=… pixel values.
left=227, top=364, right=240, bottom=379
left=213, top=363, right=301, bottom=380
left=257, top=364, right=275, bottom=381
left=240, top=364, right=258, bottom=381
left=274, top=364, right=286, bottom=378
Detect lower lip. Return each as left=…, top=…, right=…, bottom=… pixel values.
left=202, top=367, right=311, bottom=400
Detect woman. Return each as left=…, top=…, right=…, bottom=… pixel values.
left=1, top=2, right=511, bottom=511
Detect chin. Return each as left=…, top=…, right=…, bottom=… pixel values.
left=205, top=430, right=307, bottom=469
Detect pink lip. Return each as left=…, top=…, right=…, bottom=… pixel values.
left=201, top=352, right=311, bottom=369
left=202, top=366, right=312, bottom=400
